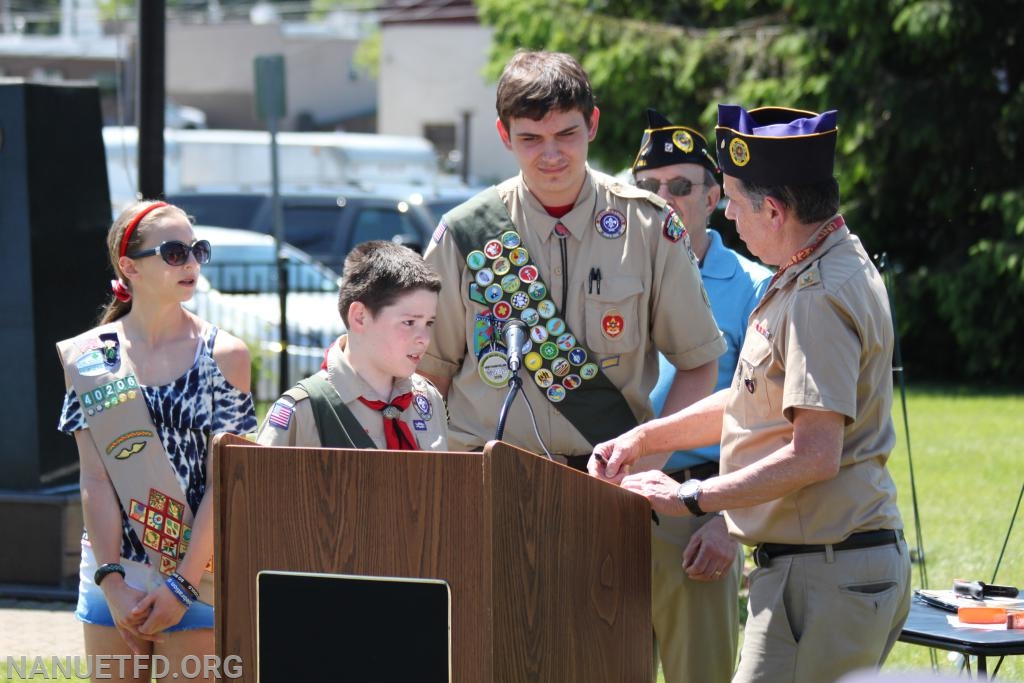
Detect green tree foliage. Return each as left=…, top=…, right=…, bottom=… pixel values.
left=476, top=0, right=1024, bottom=382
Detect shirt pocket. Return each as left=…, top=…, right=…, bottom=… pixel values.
left=584, top=275, right=643, bottom=354
left=735, top=332, right=774, bottom=419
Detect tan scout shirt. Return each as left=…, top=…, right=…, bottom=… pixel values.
left=421, top=168, right=725, bottom=455
left=256, top=336, right=448, bottom=450
left=720, top=221, right=902, bottom=545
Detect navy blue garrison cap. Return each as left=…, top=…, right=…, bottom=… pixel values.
left=715, top=104, right=838, bottom=186
left=632, top=108, right=719, bottom=175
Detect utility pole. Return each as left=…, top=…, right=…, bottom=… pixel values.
left=137, top=0, right=165, bottom=199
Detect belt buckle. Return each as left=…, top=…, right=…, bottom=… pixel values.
left=753, top=545, right=770, bottom=569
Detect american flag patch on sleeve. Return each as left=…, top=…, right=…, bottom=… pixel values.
left=267, top=399, right=294, bottom=430
left=432, top=221, right=447, bottom=243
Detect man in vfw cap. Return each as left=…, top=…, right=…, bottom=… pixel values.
left=592, top=104, right=910, bottom=682
left=634, top=108, right=771, bottom=683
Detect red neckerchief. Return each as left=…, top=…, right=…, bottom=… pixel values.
left=357, top=393, right=420, bottom=451
left=768, top=215, right=846, bottom=289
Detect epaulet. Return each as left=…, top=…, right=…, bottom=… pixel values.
left=282, top=386, right=309, bottom=403
left=797, top=262, right=822, bottom=290
left=608, top=181, right=668, bottom=209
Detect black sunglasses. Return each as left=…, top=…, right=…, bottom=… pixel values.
left=128, top=239, right=212, bottom=266
left=636, top=177, right=705, bottom=197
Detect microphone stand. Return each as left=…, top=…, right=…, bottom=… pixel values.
left=494, top=372, right=522, bottom=442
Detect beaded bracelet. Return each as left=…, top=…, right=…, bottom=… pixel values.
left=170, top=571, right=201, bottom=601
left=164, top=576, right=194, bottom=608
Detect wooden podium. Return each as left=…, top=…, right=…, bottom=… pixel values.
left=213, top=435, right=652, bottom=682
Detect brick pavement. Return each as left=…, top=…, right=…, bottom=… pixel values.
left=0, top=599, right=85, bottom=659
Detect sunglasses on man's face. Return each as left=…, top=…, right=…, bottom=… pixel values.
left=128, top=239, right=212, bottom=266
left=635, top=176, right=705, bottom=197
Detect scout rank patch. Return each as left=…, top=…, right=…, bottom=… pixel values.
left=595, top=208, right=626, bottom=239
left=663, top=211, right=687, bottom=243
left=465, top=230, right=599, bottom=402
left=79, top=375, right=140, bottom=416
left=128, top=488, right=212, bottom=576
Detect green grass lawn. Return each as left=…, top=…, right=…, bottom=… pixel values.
left=880, top=384, right=1024, bottom=679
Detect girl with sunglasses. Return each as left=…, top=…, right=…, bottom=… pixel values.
left=56, top=200, right=257, bottom=681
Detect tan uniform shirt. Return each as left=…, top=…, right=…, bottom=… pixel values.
left=421, top=168, right=725, bottom=455
left=720, top=221, right=902, bottom=545
left=256, top=336, right=448, bottom=450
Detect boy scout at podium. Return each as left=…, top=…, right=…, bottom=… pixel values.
left=420, top=49, right=724, bottom=467
left=593, top=104, right=911, bottom=683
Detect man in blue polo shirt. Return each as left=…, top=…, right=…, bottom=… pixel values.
left=633, top=109, right=771, bottom=683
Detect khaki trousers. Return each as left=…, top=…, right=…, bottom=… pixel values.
left=651, top=513, right=742, bottom=683
left=734, top=540, right=911, bottom=683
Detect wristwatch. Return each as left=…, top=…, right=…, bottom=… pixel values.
left=675, top=479, right=707, bottom=517
left=94, top=562, right=126, bottom=586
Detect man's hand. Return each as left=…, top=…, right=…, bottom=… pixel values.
left=619, top=470, right=687, bottom=516
left=682, top=514, right=738, bottom=582
left=589, top=427, right=648, bottom=479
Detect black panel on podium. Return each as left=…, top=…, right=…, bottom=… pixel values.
left=0, top=80, right=112, bottom=489
left=257, top=571, right=451, bottom=682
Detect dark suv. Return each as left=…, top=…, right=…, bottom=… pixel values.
left=168, top=190, right=436, bottom=271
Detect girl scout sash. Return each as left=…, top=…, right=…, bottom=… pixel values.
left=441, top=187, right=639, bottom=446
left=57, top=326, right=215, bottom=605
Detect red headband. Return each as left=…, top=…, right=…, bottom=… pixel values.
left=119, top=201, right=169, bottom=258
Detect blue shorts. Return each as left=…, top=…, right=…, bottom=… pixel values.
left=75, top=542, right=213, bottom=631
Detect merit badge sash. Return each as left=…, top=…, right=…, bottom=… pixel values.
left=57, top=327, right=215, bottom=605
left=441, top=187, right=639, bottom=446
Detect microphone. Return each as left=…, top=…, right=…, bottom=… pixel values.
left=501, top=319, right=528, bottom=373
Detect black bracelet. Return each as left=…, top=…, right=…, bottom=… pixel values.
left=93, top=563, right=126, bottom=587
left=170, top=571, right=201, bottom=601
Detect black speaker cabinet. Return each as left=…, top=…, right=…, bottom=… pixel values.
left=0, top=80, right=112, bottom=490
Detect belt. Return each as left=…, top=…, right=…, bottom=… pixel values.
left=753, top=529, right=905, bottom=569
left=666, top=460, right=719, bottom=483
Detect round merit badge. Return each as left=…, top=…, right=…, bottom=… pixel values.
left=492, top=301, right=512, bottom=320
left=518, top=265, right=539, bottom=283
left=533, top=368, right=554, bottom=389
left=484, top=239, right=503, bottom=259
left=546, top=385, right=567, bottom=403
left=478, top=350, right=512, bottom=388
left=528, top=281, right=547, bottom=300
left=596, top=208, right=626, bottom=239
left=501, top=274, right=521, bottom=293
left=509, top=247, right=529, bottom=267
left=466, top=250, right=486, bottom=270
left=568, top=347, right=587, bottom=366
left=500, top=230, right=521, bottom=249
left=521, top=308, right=540, bottom=326
left=524, top=352, right=543, bottom=371
left=492, top=257, right=511, bottom=276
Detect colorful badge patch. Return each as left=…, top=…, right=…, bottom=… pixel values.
left=106, top=429, right=154, bottom=460
left=484, top=284, right=504, bottom=303
left=510, top=291, right=530, bottom=310
left=478, top=350, right=512, bottom=388
left=524, top=352, right=543, bottom=371
left=533, top=368, right=554, bottom=389
left=527, top=281, right=547, bottom=300
left=74, top=349, right=108, bottom=377
left=492, top=257, right=511, bottom=276
left=596, top=209, right=627, bottom=239
left=80, top=375, right=139, bottom=416
left=509, top=247, right=530, bottom=267
left=501, top=274, right=521, bottom=293
left=546, top=317, right=566, bottom=336
left=500, top=230, right=521, bottom=249
left=492, top=301, right=512, bottom=320
left=663, top=212, right=687, bottom=243
left=129, top=488, right=191, bottom=575
left=530, top=326, right=549, bottom=343
left=519, top=265, right=539, bottom=283
left=468, top=283, right=487, bottom=305
left=99, top=332, right=120, bottom=369
left=484, top=239, right=503, bottom=259
left=581, top=363, right=600, bottom=379
left=521, top=308, right=540, bottom=326
left=601, top=310, right=625, bottom=340
left=413, top=419, right=427, bottom=431
left=539, top=342, right=559, bottom=360
left=414, top=393, right=432, bottom=420
left=537, top=300, right=556, bottom=319
left=466, top=250, right=486, bottom=270
left=568, top=347, right=588, bottom=366
left=729, top=138, right=750, bottom=167
left=563, top=374, right=582, bottom=390
left=555, top=333, right=577, bottom=351
left=546, top=385, right=567, bottom=403
left=267, top=399, right=294, bottom=430
left=475, top=268, right=495, bottom=286
left=474, top=313, right=494, bottom=357
left=599, top=356, right=620, bottom=370
left=551, top=358, right=571, bottom=377
left=672, top=130, right=694, bottom=153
